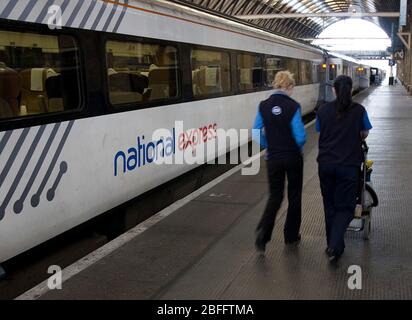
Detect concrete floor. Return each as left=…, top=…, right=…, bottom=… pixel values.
left=36, top=84, right=412, bottom=300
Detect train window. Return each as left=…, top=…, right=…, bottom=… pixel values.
left=343, top=65, right=350, bottom=76
left=0, top=30, right=81, bottom=120
left=329, top=64, right=337, bottom=81
left=106, top=40, right=179, bottom=106
left=299, top=60, right=312, bottom=85
left=191, top=49, right=231, bottom=97
left=264, top=56, right=284, bottom=87
left=237, top=53, right=263, bottom=91
left=356, top=67, right=367, bottom=76
left=316, top=63, right=327, bottom=84
left=312, top=63, right=321, bottom=83
left=283, top=58, right=299, bottom=84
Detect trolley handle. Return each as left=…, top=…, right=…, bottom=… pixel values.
left=362, top=141, right=369, bottom=153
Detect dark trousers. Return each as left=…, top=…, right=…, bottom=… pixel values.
left=256, top=156, right=303, bottom=244
left=318, top=164, right=359, bottom=255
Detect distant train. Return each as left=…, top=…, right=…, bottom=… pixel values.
left=0, top=0, right=384, bottom=264
left=323, top=53, right=377, bottom=102
left=370, top=67, right=386, bottom=85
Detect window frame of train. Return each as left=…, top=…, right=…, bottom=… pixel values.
left=311, top=62, right=323, bottom=84
left=0, top=20, right=85, bottom=131
left=283, top=57, right=300, bottom=85
left=103, top=33, right=183, bottom=111
left=263, top=55, right=285, bottom=88
left=189, top=44, right=234, bottom=101
left=329, top=64, right=338, bottom=82
left=343, top=64, right=351, bottom=77
left=299, top=60, right=314, bottom=86
left=316, top=62, right=327, bottom=84
left=356, top=67, right=368, bottom=77
left=236, top=52, right=264, bottom=93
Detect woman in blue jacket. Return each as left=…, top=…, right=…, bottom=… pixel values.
left=252, top=71, right=306, bottom=255
left=316, top=75, right=372, bottom=263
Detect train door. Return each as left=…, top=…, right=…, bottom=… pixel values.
left=325, top=62, right=337, bottom=102
left=370, top=68, right=378, bottom=85
left=316, top=63, right=327, bottom=106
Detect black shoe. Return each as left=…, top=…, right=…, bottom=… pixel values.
left=326, top=248, right=341, bottom=264
left=285, top=234, right=301, bottom=245
left=329, top=255, right=340, bottom=264
left=255, top=231, right=266, bottom=255
left=255, top=242, right=266, bottom=255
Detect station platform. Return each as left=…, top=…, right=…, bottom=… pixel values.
left=19, top=84, right=412, bottom=300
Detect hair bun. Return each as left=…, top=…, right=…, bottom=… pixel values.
left=273, top=71, right=295, bottom=89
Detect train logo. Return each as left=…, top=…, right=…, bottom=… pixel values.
left=114, top=129, right=177, bottom=177
left=114, top=123, right=218, bottom=177
left=272, top=106, right=282, bottom=116
left=0, top=121, right=74, bottom=220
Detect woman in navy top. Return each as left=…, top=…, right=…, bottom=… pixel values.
left=316, top=75, right=372, bottom=263
left=252, top=71, right=306, bottom=255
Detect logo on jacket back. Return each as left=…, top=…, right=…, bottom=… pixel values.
left=272, top=106, right=282, bottom=116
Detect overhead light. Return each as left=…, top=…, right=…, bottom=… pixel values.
left=348, top=4, right=362, bottom=17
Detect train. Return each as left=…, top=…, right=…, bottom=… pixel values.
left=370, top=67, right=386, bottom=85
left=323, top=53, right=374, bottom=102
left=0, top=0, right=384, bottom=265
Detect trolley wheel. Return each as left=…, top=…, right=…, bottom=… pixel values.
left=365, top=183, right=379, bottom=207
left=363, top=215, right=371, bottom=240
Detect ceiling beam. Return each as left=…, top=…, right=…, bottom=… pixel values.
left=235, top=12, right=400, bottom=20
left=397, top=32, right=411, bottom=50
left=301, top=37, right=390, bottom=41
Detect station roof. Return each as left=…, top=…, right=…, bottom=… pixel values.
left=168, top=0, right=400, bottom=40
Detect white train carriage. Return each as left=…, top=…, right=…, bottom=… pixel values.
left=324, top=53, right=371, bottom=102
left=358, top=65, right=371, bottom=90
left=0, top=0, right=325, bottom=264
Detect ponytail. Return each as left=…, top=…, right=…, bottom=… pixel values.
left=334, top=75, right=353, bottom=115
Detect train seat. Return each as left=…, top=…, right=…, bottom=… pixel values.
left=148, top=68, right=176, bottom=100
left=252, top=68, right=262, bottom=87
left=45, top=74, right=64, bottom=112
left=0, top=63, right=21, bottom=118
left=131, top=73, right=151, bottom=101
left=192, top=67, right=206, bottom=95
left=194, top=66, right=220, bottom=95
left=192, top=69, right=201, bottom=95
left=20, top=68, right=58, bottom=114
left=130, top=73, right=149, bottom=95
left=109, top=72, right=142, bottom=105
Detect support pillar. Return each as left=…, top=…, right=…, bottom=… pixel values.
left=396, top=2, right=412, bottom=92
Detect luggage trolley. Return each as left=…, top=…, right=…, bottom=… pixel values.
left=348, top=141, right=379, bottom=239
